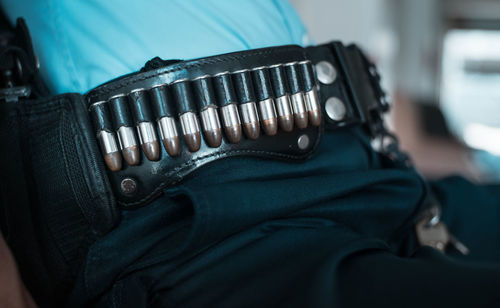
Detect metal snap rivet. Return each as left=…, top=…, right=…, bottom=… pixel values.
left=325, top=97, right=347, bottom=121
left=120, top=178, right=137, bottom=195
left=315, top=61, right=337, bottom=84
left=297, top=134, right=310, bottom=150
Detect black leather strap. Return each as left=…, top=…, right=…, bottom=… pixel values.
left=86, top=42, right=388, bottom=208
left=305, top=42, right=388, bottom=134
left=0, top=18, right=49, bottom=101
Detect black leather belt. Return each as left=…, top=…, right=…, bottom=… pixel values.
left=85, top=42, right=388, bottom=208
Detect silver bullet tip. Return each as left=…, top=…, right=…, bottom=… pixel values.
left=225, top=125, right=242, bottom=143
left=184, top=132, right=202, bottom=152
left=278, top=115, right=294, bottom=132
left=162, top=137, right=181, bottom=157
left=243, top=122, right=260, bottom=140
left=309, top=110, right=321, bottom=127
left=142, top=141, right=161, bottom=161
left=104, top=151, right=122, bottom=171
left=122, top=146, right=140, bottom=166
left=262, top=118, right=278, bottom=136
left=295, top=112, right=308, bottom=129
left=204, top=128, right=223, bottom=148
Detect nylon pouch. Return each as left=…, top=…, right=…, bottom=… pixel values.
left=0, top=93, right=119, bottom=307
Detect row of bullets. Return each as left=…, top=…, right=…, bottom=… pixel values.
left=89, top=60, right=322, bottom=171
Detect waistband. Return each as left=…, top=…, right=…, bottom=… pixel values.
left=85, top=42, right=388, bottom=207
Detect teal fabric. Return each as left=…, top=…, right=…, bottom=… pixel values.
left=67, top=128, right=408, bottom=307
left=0, top=0, right=309, bottom=94
left=339, top=176, right=500, bottom=307
left=65, top=128, right=500, bottom=307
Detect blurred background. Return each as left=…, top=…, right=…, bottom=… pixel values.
left=290, top=0, right=500, bottom=182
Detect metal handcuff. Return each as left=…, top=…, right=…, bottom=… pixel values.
left=376, top=127, right=470, bottom=255
left=415, top=200, right=470, bottom=255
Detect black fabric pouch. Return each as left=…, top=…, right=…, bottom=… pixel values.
left=0, top=93, right=119, bottom=307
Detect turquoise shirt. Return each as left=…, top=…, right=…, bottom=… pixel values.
left=1, top=0, right=309, bottom=94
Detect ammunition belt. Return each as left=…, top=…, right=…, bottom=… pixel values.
left=85, top=42, right=388, bottom=207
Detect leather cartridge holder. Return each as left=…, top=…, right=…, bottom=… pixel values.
left=85, top=42, right=388, bottom=208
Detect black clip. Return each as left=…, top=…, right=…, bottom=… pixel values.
left=356, top=46, right=391, bottom=138
left=0, top=18, right=39, bottom=102
left=0, top=85, right=31, bottom=102
left=333, top=43, right=390, bottom=138
left=360, top=53, right=389, bottom=112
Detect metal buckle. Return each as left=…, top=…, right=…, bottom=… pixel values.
left=0, top=50, right=30, bottom=102
left=0, top=85, right=31, bottom=103
left=0, top=18, right=38, bottom=103
left=357, top=49, right=390, bottom=137
left=360, top=53, right=390, bottom=113
left=332, top=43, right=389, bottom=138
left=415, top=199, right=470, bottom=255
left=0, top=51, right=32, bottom=102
